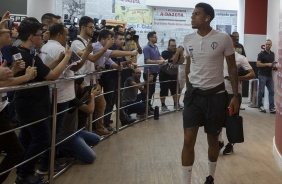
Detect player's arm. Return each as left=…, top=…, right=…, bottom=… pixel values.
left=185, top=56, right=191, bottom=90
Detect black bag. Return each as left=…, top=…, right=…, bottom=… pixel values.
left=226, top=114, right=244, bottom=143
left=160, top=63, right=178, bottom=75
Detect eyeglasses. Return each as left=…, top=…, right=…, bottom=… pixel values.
left=33, top=34, right=44, bottom=38
left=86, top=26, right=95, bottom=29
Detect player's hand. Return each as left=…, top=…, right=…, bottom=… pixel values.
left=229, top=96, right=239, bottom=115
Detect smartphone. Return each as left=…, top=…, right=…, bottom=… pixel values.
left=8, top=20, right=14, bottom=30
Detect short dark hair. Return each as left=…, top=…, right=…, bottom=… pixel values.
left=41, top=13, right=57, bottom=26
left=114, top=31, right=124, bottom=39
left=195, top=3, right=215, bottom=21
left=147, top=31, right=156, bottom=40
left=232, top=31, right=238, bottom=35
left=79, top=16, right=94, bottom=29
left=229, top=34, right=236, bottom=42
left=18, top=19, right=42, bottom=41
left=98, top=29, right=114, bottom=41
left=25, top=17, right=40, bottom=23
left=168, top=39, right=176, bottom=46
left=49, top=23, right=66, bottom=38
left=114, top=25, right=123, bottom=32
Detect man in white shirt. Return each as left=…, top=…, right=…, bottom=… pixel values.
left=39, top=23, right=92, bottom=173
left=181, top=3, right=239, bottom=184
left=71, top=16, right=114, bottom=135
left=219, top=35, right=255, bottom=155
left=92, top=29, right=138, bottom=131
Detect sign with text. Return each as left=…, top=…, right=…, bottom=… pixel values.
left=10, top=14, right=27, bottom=23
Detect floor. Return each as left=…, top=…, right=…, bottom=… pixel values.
left=50, top=98, right=282, bottom=184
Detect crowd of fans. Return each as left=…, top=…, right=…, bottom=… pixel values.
left=0, top=11, right=183, bottom=184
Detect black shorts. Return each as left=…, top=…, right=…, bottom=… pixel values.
left=183, top=91, right=228, bottom=135
left=159, top=71, right=177, bottom=97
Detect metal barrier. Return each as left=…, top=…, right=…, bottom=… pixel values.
left=248, top=79, right=259, bottom=108
left=0, top=64, right=185, bottom=184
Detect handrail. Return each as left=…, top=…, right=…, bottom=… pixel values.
left=0, top=64, right=186, bottom=93
left=0, top=64, right=185, bottom=184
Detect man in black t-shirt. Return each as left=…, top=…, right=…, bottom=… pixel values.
left=14, top=19, right=72, bottom=184
left=232, top=32, right=246, bottom=57
left=256, top=39, right=277, bottom=113
left=160, top=39, right=184, bottom=111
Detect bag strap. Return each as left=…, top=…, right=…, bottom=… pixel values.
left=73, top=37, right=86, bottom=47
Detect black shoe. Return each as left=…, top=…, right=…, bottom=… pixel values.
left=105, top=125, right=114, bottom=132
left=223, top=143, right=234, bottom=155
left=15, top=174, right=44, bottom=184
left=149, top=106, right=154, bottom=112
left=204, top=175, right=214, bottom=184
left=219, top=141, right=224, bottom=150
left=121, top=118, right=136, bottom=126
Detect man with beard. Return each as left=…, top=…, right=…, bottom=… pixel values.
left=160, top=39, right=185, bottom=111
left=71, top=16, right=114, bottom=135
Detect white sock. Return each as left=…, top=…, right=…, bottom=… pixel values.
left=182, top=166, right=192, bottom=184
left=218, top=132, right=223, bottom=142
left=208, top=161, right=217, bottom=178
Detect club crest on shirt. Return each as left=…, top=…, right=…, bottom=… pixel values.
left=211, top=42, right=218, bottom=50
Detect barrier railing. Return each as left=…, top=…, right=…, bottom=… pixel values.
left=0, top=64, right=185, bottom=184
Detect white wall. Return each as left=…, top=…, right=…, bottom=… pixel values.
left=146, top=0, right=238, bottom=10
left=237, top=0, right=245, bottom=45
left=27, top=0, right=56, bottom=21
left=267, top=0, right=280, bottom=58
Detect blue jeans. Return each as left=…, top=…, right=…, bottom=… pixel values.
left=0, top=106, right=24, bottom=183
left=17, top=118, right=51, bottom=178
left=58, top=130, right=100, bottom=164
left=40, top=101, right=70, bottom=169
left=258, top=75, right=275, bottom=109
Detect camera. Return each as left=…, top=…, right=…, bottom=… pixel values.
left=67, top=16, right=79, bottom=41
left=125, top=27, right=139, bottom=42
left=94, top=18, right=106, bottom=30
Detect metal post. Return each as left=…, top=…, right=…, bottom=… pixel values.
left=116, top=71, right=121, bottom=133
left=145, top=69, right=150, bottom=121
left=175, top=65, right=180, bottom=111
left=89, top=75, right=94, bottom=132
left=49, top=85, right=57, bottom=184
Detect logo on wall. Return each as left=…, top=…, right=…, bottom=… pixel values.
left=10, top=14, right=27, bottom=23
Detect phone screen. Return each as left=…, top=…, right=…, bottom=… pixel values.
left=8, top=20, right=14, bottom=30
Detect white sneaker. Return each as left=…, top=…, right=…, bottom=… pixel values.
left=270, top=107, right=276, bottom=114
left=258, top=106, right=266, bottom=113
left=161, top=105, right=170, bottom=112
